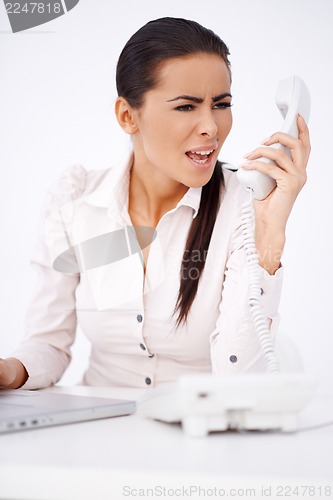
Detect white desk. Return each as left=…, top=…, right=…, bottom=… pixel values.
left=0, top=386, right=332, bottom=500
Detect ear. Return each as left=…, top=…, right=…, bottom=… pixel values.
left=115, top=97, right=139, bottom=135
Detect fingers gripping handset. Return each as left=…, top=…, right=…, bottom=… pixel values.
left=237, top=75, right=311, bottom=200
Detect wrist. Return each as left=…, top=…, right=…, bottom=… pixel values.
left=255, top=232, right=285, bottom=275
left=258, top=257, right=282, bottom=275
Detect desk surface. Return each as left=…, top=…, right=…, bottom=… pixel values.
left=1, top=386, right=332, bottom=500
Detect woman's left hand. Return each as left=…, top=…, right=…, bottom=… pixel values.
left=240, top=113, right=311, bottom=274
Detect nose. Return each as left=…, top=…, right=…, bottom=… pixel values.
left=197, top=109, right=218, bottom=138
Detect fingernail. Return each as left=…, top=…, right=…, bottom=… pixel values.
left=298, top=112, right=304, bottom=120
left=260, top=136, right=271, bottom=145
left=243, top=151, right=255, bottom=158
left=239, top=162, right=252, bottom=169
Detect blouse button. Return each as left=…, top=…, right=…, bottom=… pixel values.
left=145, top=377, right=152, bottom=385
left=137, top=314, right=143, bottom=323
left=229, top=355, right=238, bottom=363
left=140, top=343, right=146, bottom=351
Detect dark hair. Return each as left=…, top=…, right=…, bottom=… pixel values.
left=116, top=17, right=231, bottom=326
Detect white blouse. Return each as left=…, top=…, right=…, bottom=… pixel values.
left=13, top=151, right=283, bottom=390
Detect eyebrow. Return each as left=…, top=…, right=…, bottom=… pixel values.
left=167, top=92, right=232, bottom=103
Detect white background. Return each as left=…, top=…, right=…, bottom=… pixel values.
left=0, top=0, right=332, bottom=392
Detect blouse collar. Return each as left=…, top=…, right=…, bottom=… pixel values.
left=84, top=150, right=203, bottom=224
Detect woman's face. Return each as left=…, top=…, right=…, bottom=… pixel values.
left=131, top=53, right=232, bottom=188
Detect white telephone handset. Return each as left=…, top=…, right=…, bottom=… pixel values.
left=237, top=75, right=311, bottom=200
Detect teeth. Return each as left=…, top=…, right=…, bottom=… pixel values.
left=190, top=149, right=214, bottom=155
left=193, top=158, right=209, bottom=164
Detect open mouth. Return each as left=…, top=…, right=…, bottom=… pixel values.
left=185, top=149, right=215, bottom=165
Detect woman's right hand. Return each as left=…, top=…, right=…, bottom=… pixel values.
left=0, top=358, right=28, bottom=389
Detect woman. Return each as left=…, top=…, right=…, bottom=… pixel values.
left=0, top=17, right=310, bottom=389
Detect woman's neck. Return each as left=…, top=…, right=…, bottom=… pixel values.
left=128, top=158, right=188, bottom=227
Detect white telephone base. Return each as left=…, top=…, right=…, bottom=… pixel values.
left=138, top=373, right=316, bottom=437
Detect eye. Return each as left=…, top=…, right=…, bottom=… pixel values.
left=174, top=104, right=196, bottom=112
left=213, top=101, right=233, bottom=109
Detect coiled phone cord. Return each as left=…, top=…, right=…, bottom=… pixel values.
left=240, top=189, right=280, bottom=374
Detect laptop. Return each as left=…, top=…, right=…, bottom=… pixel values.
left=0, top=389, right=136, bottom=434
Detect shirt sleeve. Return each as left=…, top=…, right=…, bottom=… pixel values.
left=11, top=165, right=87, bottom=389
left=209, top=212, right=284, bottom=374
